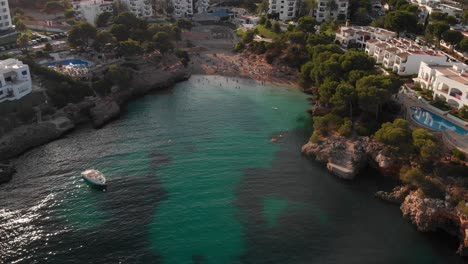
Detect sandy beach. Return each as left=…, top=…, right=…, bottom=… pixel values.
left=180, top=25, right=298, bottom=88
left=188, top=48, right=298, bottom=88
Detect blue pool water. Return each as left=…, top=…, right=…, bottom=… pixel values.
left=47, top=59, right=89, bottom=68
left=411, top=107, right=468, bottom=135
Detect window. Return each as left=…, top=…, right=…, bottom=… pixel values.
left=22, top=70, right=28, bottom=76
left=3, top=15, right=7, bottom=19
left=2, top=8, right=6, bottom=12
left=1, top=2, right=4, bottom=6
left=4, top=22, right=8, bottom=26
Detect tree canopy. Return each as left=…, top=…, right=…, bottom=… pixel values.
left=356, top=75, right=401, bottom=119
left=68, top=21, right=97, bottom=47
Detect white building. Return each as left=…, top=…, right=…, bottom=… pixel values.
left=72, top=0, right=113, bottom=26
left=121, top=0, right=153, bottom=19
left=268, top=0, right=298, bottom=21
left=415, top=61, right=468, bottom=109
left=365, top=38, right=447, bottom=75
left=172, top=0, right=209, bottom=18
left=0, top=0, right=12, bottom=31
left=315, top=0, right=349, bottom=23
left=335, top=26, right=396, bottom=49
left=0, top=59, right=32, bottom=103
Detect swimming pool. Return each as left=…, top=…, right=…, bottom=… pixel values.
left=411, top=107, right=468, bottom=135
left=47, top=59, right=90, bottom=69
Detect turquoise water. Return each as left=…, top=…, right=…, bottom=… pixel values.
left=0, top=75, right=465, bottom=263
left=411, top=106, right=468, bottom=135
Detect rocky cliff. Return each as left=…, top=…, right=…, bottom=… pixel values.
left=401, top=191, right=468, bottom=256
left=301, top=135, right=403, bottom=179
left=0, top=116, right=74, bottom=160
left=86, top=55, right=190, bottom=128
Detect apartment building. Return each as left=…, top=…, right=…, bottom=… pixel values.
left=172, top=0, right=209, bottom=18
left=0, top=59, right=32, bottom=103
left=268, top=0, right=298, bottom=21
left=72, top=0, right=113, bottom=25
left=0, top=0, right=11, bottom=31
left=122, top=0, right=153, bottom=19
left=315, top=0, right=349, bottom=22
left=415, top=61, right=468, bottom=109
left=365, top=38, right=447, bottom=75
left=335, top=26, right=396, bottom=49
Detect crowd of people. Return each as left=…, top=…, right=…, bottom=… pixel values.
left=49, top=65, right=90, bottom=77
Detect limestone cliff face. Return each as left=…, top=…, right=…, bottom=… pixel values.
left=400, top=191, right=468, bottom=256
left=89, top=98, right=121, bottom=128
left=88, top=55, right=190, bottom=128
left=301, top=135, right=403, bottom=179
left=0, top=116, right=74, bottom=160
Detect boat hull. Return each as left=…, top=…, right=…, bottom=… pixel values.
left=81, top=175, right=107, bottom=190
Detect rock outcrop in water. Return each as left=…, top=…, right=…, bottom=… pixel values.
left=400, top=191, right=468, bottom=256
left=375, top=186, right=411, bottom=204
left=301, top=135, right=403, bottom=179
left=0, top=116, right=74, bottom=161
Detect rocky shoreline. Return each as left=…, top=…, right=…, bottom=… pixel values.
left=302, top=135, right=468, bottom=257
left=301, top=135, right=403, bottom=180
left=0, top=56, right=190, bottom=172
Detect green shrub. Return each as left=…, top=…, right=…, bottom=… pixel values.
left=420, top=176, right=445, bottom=199
left=356, top=125, right=370, bottom=136
left=175, top=49, right=190, bottom=67
left=233, top=42, right=244, bottom=53
left=456, top=200, right=468, bottom=217
left=448, top=186, right=465, bottom=206
left=452, top=148, right=466, bottom=160
left=338, top=119, right=352, bottom=137
left=93, top=79, right=113, bottom=96
left=412, top=128, right=438, bottom=161
left=310, top=132, right=323, bottom=143
left=412, top=83, right=422, bottom=91
left=373, top=118, right=411, bottom=152
left=400, top=165, right=424, bottom=186
left=312, top=113, right=343, bottom=136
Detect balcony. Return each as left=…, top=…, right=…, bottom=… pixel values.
left=449, top=88, right=463, bottom=100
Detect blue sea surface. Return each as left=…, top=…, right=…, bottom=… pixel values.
left=0, top=75, right=465, bottom=263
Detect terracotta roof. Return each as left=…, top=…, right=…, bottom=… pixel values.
left=385, top=47, right=399, bottom=53
left=375, top=43, right=389, bottom=48
left=356, top=31, right=371, bottom=35
left=396, top=52, right=410, bottom=58
left=343, top=29, right=355, bottom=33
left=366, top=39, right=379, bottom=43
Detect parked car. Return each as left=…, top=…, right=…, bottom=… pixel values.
left=0, top=46, right=5, bottom=51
